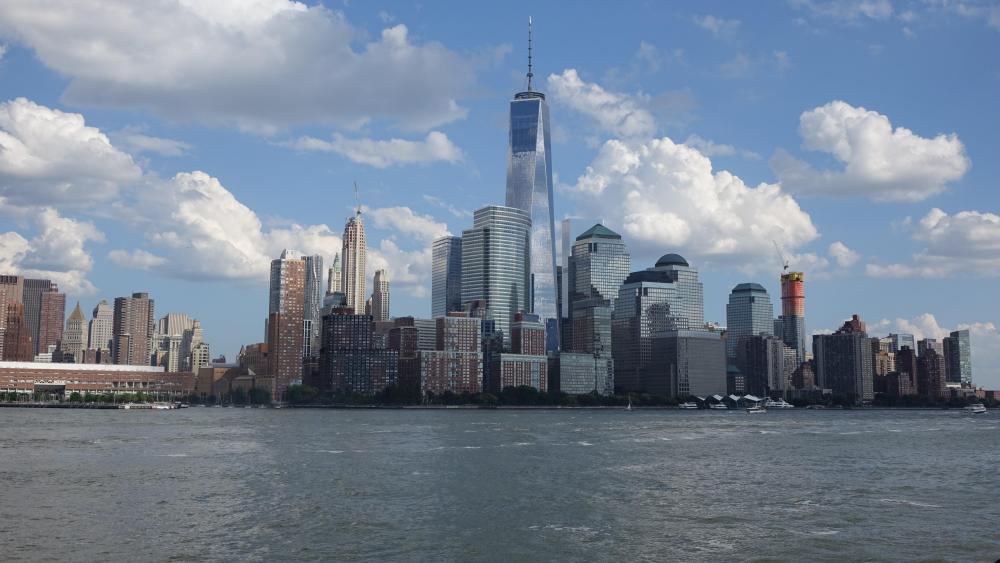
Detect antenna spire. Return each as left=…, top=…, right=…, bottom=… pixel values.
left=527, top=16, right=534, bottom=91
left=354, top=182, right=361, bottom=217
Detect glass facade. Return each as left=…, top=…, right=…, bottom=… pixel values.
left=725, top=283, right=774, bottom=361
left=460, top=205, right=531, bottom=348
left=431, top=236, right=463, bottom=318
left=944, top=329, right=972, bottom=385
left=505, top=92, right=558, bottom=332
left=612, top=254, right=704, bottom=392
left=568, top=224, right=630, bottom=362
left=303, top=254, right=324, bottom=358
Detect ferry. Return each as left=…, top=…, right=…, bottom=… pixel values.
left=764, top=398, right=795, bottom=409
left=746, top=404, right=767, bottom=414
left=963, top=403, right=987, bottom=415
left=679, top=402, right=699, bottom=410
left=709, top=402, right=728, bottom=410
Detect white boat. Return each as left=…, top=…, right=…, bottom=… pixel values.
left=964, top=404, right=987, bottom=414
left=765, top=398, right=795, bottom=409
left=679, top=402, right=699, bottom=409
left=746, top=405, right=767, bottom=414
left=709, top=403, right=728, bottom=410
left=626, top=398, right=633, bottom=411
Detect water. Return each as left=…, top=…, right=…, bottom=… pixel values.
left=1, top=408, right=997, bottom=562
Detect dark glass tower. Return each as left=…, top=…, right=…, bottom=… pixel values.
left=505, top=18, right=558, bottom=345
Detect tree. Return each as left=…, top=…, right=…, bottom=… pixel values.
left=285, top=384, right=319, bottom=404
left=69, top=392, right=83, bottom=403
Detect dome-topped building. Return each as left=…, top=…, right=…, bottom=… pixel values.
left=654, top=253, right=689, bottom=268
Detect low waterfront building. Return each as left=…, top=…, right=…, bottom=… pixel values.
left=0, top=361, right=194, bottom=398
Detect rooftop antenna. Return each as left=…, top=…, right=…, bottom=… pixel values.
left=527, top=16, right=534, bottom=91
left=772, top=240, right=790, bottom=273
left=354, top=182, right=361, bottom=217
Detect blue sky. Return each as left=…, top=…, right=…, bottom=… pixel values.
left=1, top=0, right=998, bottom=385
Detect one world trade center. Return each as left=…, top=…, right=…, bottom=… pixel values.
left=505, top=18, right=559, bottom=349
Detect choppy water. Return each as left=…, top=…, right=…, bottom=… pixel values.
left=1, top=408, right=998, bottom=562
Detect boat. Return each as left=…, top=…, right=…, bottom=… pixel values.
left=709, top=402, right=728, bottom=410
left=626, top=397, right=633, bottom=411
left=964, top=404, right=987, bottom=414
left=764, top=398, right=795, bottom=409
left=679, top=402, right=699, bottom=410
left=746, top=405, right=767, bottom=414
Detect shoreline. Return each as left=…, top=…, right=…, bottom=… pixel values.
left=0, top=402, right=989, bottom=412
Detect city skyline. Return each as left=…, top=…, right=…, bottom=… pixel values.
left=0, top=2, right=998, bottom=386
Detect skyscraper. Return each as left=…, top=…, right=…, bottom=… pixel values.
left=460, top=205, right=532, bottom=346
left=23, top=279, right=64, bottom=356
left=303, top=254, right=324, bottom=358
left=612, top=253, right=705, bottom=392
left=725, top=283, right=774, bottom=361
left=0, top=276, right=23, bottom=333
left=431, top=236, right=463, bottom=318
left=889, top=333, right=916, bottom=355
left=341, top=210, right=367, bottom=313
left=1, top=302, right=32, bottom=361
left=112, top=292, right=155, bottom=366
left=327, top=252, right=342, bottom=295
left=505, top=19, right=558, bottom=335
left=778, top=271, right=806, bottom=364
left=568, top=224, right=630, bottom=364
left=37, top=288, right=65, bottom=357
left=267, top=249, right=306, bottom=398
left=369, top=269, right=390, bottom=322
left=944, top=329, right=972, bottom=385
left=88, top=299, right=114, bottom=352
left=63, top=302, right=88, bottom=363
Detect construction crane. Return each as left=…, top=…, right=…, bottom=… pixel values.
left=772, top=240, right=789, bottom=273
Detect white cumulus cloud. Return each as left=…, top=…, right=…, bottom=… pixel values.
left=866, top=207, right=1000, bottom=277
left=772, top=100, right=970, bottom=202
left=828, top=241, right=859, bottom=267
left=362, top=206, right=450, bottom=243
left=0, top=97, right=142, bottom=207
left=107, top=249, right=167, bottom=270
left=112, top=127, right=192, bottom=157
left=547, top=69, right=657, bottom=138
left=0, top=206, right=104, bottom=294
left=289, top=131, right=464, bottom=168
left=0, top=1, right=474, bottom=132
left=694, top=15, right=742, bottom=37
left=568, top=137, right=818, bottom=269
left=683, top=134, right=760, bottom=159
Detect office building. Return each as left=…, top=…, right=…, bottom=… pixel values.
left=327, top=252, right=342, bottom=295
left=2, top=302, right=33, bottom=361
left=431, top=236, right=463, bottom=318
left=888, top=333, right=916, bottom=355
left=62, top=302, right=88, bottom=363
left=646, top=330, right=726, bottom=398
left=112, top=292, right=154, bottom=366
left=612, top=253, right=704, bottom=392
left=460, top=205, right=531, bottom=346
left=735, top=334, right=796, bottom=397
left=567, top=224, right=629, bottom=365
left=725, top=283, right=773, bottom=361
left=87, top=300, right=114, bottom=352
left=812, top=314, right=874, bottom=403
left=371, top=269, right=390, bottom=322
left=341, top=210, right=367, bottom=313
left=23, top=279, right=65, bottom=357
left=267, top=250, right=306, bottom=399
left=504, top=20, right=558, bottom=332
left=554, top=352, right=613, bottom=395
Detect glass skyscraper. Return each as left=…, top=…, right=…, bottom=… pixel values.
left=431, top=236, right=463, bottom=318
left=725, top=283, right=774, bottom=361
left=505, top=22, right=558, bottom=339
left=460, top=205, right=531, bottom=347
left=612, top=253, right=705, bottom=392
left=568, top=224, right=630, bottom=357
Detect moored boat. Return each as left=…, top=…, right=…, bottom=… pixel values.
left=964, top=403, right=987, bottom=414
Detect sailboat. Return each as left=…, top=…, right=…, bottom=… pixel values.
left=626, top=396, right=633, bottom=411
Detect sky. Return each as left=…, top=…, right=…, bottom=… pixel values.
left=0, top=0, right=998, bottom=386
